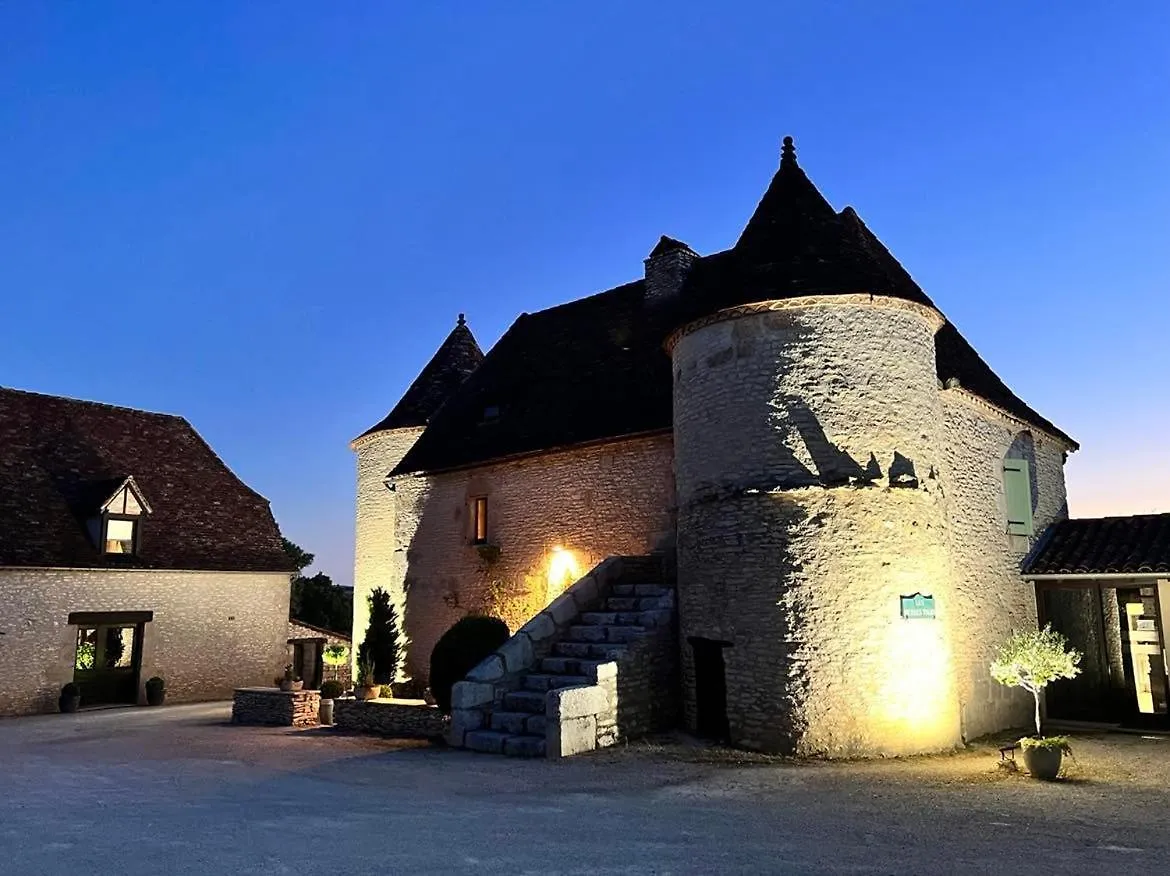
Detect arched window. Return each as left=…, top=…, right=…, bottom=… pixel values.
left=1003, top=432, right=1037, bottom=536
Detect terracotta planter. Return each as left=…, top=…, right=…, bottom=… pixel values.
left=279, top=680, right=304, bottom=692
left=145, top=687, right=166, bottom=707
left=355, top=685, right=379, bottom=701
left=59, top=694, right=81, bottom=714
left=1022, top=745, right=1064, bottom=780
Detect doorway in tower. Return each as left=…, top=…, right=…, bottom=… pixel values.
left=1039, top=584, right=1169, bottom=729
left=69, top=611, right=151, bottom=707
left=689, top=637, right=731, bottom=742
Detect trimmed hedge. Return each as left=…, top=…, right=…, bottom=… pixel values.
left=429, top=615, right=510, bottom=714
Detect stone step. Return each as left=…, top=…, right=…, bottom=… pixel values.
left=581, top=611, right=645, bottom=626
left=566, top=624, right=647, bottom=644
left=604, top=596, right=666, bottom=612
left=551, top=641, right=629, bottom=661
left=490, top=710, right=546, bottom=735
left=540, top=656, right=608, bottom=676
left=504, top=734, right=546, bottom=758
left=464, top=730, right=511, bottom=754
left=502, top=690, right=546, bottom=714
left=523, top=673, right=591, bottom=692
left=610, top=582, right=669, bottom=598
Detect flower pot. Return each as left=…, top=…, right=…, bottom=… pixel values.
left=355, top=685, right=379, bottom=701
left=279, top=680, right=304, bottom=692
left=1022, top=745, right=1064, bottom=780
left=319, top=699, right=334, bottom=725
left=146, top=687, right=166, bottom=707
left=59, top=694, right=81, bottom=714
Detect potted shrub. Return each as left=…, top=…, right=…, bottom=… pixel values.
left=990, top=625, right=1082, bottom=780
left=59, top=682, right=81, bottom=713
left=279, top=664, right=304, bottom=692
left=145, top=676, right=166, bottom=707
left=319, top=680, right=343, bottom=725
left=354, top=655, right=379, bottom=701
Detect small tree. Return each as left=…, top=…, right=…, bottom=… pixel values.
left=990, top=625, right=1082, bottom=736
left=358, top=587, right=401, bottom=685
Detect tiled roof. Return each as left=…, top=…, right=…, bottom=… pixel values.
left=356, top=316, right=484, bottom=440
left=0, top=388, right=292, bottom=572
left=391, top=138, right=1074, bottom=474
left=1023, top=515, right=1170, bottom=577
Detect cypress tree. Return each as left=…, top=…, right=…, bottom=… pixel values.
left=358, top=587, right=401, bottom=685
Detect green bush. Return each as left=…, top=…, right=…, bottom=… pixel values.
left=319, top=680, right=344, bottom=699
left=61, top=682, right=80, bottom=697
left=429, top=615, right=510, bottom=714
left=145, top=676, right=165, bottom=693
left=1020, top=735, right=1071, bottom=752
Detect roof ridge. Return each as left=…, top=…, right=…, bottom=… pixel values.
left=0, top=386, right=186, bottom=421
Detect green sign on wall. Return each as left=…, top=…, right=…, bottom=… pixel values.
left=900, top=593, right=936, bottom=620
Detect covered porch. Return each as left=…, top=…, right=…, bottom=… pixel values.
left=1022, top=513, right=1170, bottom=730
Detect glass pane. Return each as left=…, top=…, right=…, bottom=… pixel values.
left=103, top=626, right=134, bottom=669
left=75, top=628, right=97, bottom=670
left=105, top=519, right=135, bottom=553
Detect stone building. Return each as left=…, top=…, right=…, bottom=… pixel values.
left=0, top=388, right=294, bottom=715
left=353, top=137, right=1094, bottom=756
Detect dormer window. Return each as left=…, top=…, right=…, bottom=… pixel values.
left=92, top=476, right=152, bottom=556
left=104, top=517, right=137, bottom=554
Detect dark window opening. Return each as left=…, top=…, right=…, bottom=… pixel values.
left=690, top=636, right=731, bottom=743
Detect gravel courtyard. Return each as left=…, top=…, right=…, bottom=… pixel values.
left=3, top=703, right=1170, bottom=875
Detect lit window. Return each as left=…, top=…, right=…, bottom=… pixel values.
left=471, top=496, right=488, bottom=545
left=105, top=518, right=136, bottom=554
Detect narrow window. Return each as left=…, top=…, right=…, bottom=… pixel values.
left=104, top=517, right=137, bottom=554
left=1003, top=458, right=1034, bottom=536
left=471, top=497, right=488, bottom=545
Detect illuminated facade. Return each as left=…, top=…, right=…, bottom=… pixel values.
left=353, top=138, right=1080, bottom=755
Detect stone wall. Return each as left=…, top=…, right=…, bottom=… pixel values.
left=940, top=389, right=1071, bottom=740
left=351, top=426, right=425, bottom=682
left=333, top=697, right=447, bottom=739
left=392, top=436, right=676, bottom=683
left=0, top=568, right=291, bottom=716
left=672, top=297, right=962, bottom=756
left=231, top=687, right=320, bottom=727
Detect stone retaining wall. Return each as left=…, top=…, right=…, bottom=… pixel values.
left=333, top=698, right=447, bottom=739
left=231, top=687, right=320, bottom=728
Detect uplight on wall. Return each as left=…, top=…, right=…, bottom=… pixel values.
left=546, top=545, right=581, bottom=598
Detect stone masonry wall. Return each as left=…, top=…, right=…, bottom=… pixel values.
left=672, top=298, right=962, bottom=756
left=351, top=426, right=425, bottom=681
left=333, top=697, right=447, bottom=739
left=940, top=390, right=1071, bottom=740
left=397, top=436, right=675, bottom=683
left=0, top=569, right=291, bottom=715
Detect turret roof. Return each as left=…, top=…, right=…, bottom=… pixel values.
left=356, top=315, right=484, bottom=440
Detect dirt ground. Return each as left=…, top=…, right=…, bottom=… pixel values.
left=3, top=704, right=1169, bottom=875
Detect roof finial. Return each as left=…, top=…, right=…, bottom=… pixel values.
left=781, top=135, right=796, bottom=165
left=457, top=312, right=466, bottom=326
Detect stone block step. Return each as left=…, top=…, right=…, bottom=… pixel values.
left=579, top=612, right=617, bottom=625
left=504, top=734, right=546, bottom=758
left=523, top=673, right=590, bottom=692
left=502, top=690, right=546, bottom=714
left=490, top=711, right=547, bottom=735
left=540, top=656, right=608, bottom=676
left=565, top=624, right=646, bottom=644
left=611, top=582, right=668, bottom=597
left=605, top=596, right=667, bottom=612
left=464, top=730, right=510, bottom=754
left=551, top=641, right=628, bottom=661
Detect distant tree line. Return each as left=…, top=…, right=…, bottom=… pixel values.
left=282, top=537, right=352, bottom=636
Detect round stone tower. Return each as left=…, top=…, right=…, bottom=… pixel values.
left=668, top=140, right=962, bottom=756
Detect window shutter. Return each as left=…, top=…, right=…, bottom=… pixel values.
left=1003, top=458, right=1033, bottom=536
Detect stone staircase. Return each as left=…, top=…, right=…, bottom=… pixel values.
left=457, top=561, right=674, bottom=758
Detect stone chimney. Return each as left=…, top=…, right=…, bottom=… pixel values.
left=644, top=236, right=698, bottom=306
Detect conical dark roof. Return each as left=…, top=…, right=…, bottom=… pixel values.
left=356, top=315, right=484, bottom=439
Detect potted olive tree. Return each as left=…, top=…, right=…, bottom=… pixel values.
left=990, top=625, right=1082, bottom=780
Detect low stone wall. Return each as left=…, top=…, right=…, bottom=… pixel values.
left=333, top=698, right=447, bottom=739
left=231, top=687, right=320, bottom=728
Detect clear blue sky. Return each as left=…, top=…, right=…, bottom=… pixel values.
left=2, top=3, right=1167, bottom=587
